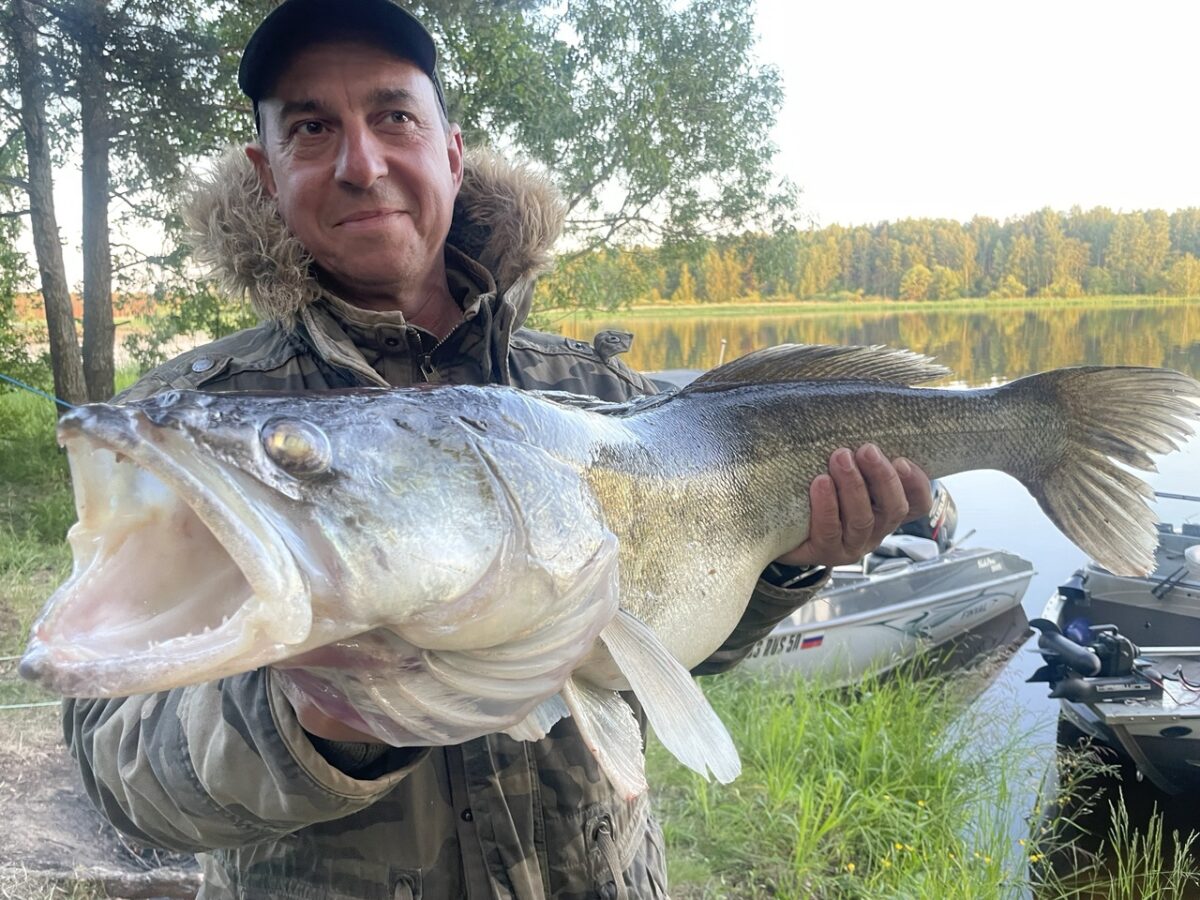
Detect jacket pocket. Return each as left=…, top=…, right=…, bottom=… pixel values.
left=391, top=870, right=421, bottom=900
left=232, top=861, right=421, bottom=900
left=585, top=809, right=670, bottom=900
left=586, top=812, right=628, bottom=900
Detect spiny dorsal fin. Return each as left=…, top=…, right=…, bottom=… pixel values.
left=684, top=344, right=950, bottom=391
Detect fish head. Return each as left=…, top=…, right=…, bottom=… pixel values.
left=20, top=387, right=528, bottom=697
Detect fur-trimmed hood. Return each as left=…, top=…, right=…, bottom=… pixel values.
left=183, top=145, right=566, bottom=328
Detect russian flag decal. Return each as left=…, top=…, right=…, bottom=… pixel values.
left=801, top=634, right=824, bottom=650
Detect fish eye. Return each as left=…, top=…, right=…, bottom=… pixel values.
left=261, top=418, right=332, bottom=477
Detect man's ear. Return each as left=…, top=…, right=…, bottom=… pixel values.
left=245, top=143, right=278, bottom=198
left=446, top=125, right=464, bottom=193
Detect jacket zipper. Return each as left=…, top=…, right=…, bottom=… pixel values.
left=418, top=321, right=466, bottom=384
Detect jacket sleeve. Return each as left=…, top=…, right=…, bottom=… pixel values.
left=64, top=669, right=427, bottom=853
left=691, top=567, right=831, bottom=675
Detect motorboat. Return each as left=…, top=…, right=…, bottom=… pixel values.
left=1028, top=497, right=1200, bottom=795
left=743, top=483, right=1035, bottom=683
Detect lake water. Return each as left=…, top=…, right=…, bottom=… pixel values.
left=554, top=299, right=1200, bottom=885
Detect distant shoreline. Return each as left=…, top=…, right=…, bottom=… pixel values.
left=542, top=294, right=1199, bottom=322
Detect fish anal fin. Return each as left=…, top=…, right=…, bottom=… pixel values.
left=685, top=343, right=949, bottom=390
left=597, top=609, right=741, bottom=784
left=560, top=677, right=648, bottom=799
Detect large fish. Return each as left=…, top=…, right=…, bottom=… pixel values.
left=20, top=345, right=1200, bottom=797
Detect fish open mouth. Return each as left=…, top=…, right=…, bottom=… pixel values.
left=20, top=404, right=311, bottom=698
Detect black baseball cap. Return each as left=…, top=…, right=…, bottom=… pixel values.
left=238, top=0, right=447, bottom=119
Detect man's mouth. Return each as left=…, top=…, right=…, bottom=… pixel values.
left=336, top=209, right=405, bottom=227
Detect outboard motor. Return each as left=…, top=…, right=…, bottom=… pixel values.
left=896, top=479, right=958, bottom=552
left=1028, top=618, right=1161, bottom=703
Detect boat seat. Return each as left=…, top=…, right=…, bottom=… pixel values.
left=1186, top=544, right=1200, bottom=579
left=863, top=534, right=940, bottom=573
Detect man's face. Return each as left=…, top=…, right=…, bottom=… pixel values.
left=247, top=43, right=463, bottom=309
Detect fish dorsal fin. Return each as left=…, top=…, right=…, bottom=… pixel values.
left=598, top=609, right=741, bottom=784
left=684, top=343, right=949, bottom=391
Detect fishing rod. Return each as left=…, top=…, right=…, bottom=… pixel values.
left=0, top=372, right=77, bottom=410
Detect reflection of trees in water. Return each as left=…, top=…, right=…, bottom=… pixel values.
left=557, top=303, right=1200, bottom=383
left=1032, top=715, right=1200, bottom=897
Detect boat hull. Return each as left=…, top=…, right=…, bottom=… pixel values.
left=744, top=547, right=1034, bottom=684
left=1039, top=525, right=1200, bottom=795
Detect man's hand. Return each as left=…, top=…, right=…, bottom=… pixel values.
left=775, top=444, right=933, bottom=568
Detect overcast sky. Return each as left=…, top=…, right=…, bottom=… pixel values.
left=754, top=0, right=1200, bottom=227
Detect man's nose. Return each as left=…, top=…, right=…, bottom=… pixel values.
left=335, top=124, right=387, bottom=189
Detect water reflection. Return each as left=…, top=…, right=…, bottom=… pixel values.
left=553, top=299, right=1200, bottom=892
left=554, top=300, right=1200, bottom=382
left=1034, top=714, right=1200, bottom=898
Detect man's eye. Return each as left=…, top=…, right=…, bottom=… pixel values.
left=289, top=121, right=325, bottom=138
left=388, top=111, right=413, bottom=125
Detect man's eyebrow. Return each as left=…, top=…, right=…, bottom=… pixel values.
left=368, top=87, right=418, bottom=108
left=273, top=89, right=418, bottom=122
left=276, top=99, right=327, bottom=121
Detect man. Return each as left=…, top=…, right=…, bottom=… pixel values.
left=65, top=1, right=932, bottom=896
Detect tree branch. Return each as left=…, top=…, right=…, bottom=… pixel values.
left=0, top=208, right=30, bottom=218
left=0, top=175, right=31, bottom=192
left=562, top=155, right=625, bottom=216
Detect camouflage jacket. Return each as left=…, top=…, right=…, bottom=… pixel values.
left=64, top=148, right=826, bottom=900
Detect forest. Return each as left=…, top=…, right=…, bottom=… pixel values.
left=535, top=206, right=1200, bottom=311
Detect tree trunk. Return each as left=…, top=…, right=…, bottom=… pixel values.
left=79, top=0, right=114, bottom=401
left=10, top=0, right=87, bottom=407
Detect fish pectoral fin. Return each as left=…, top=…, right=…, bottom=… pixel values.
left=560, top=677, right=648, bottom=800
left=599, top=609, right=741, bottom=785
left=684, top=343, right=948, bottom=389
left=504, top=693, right=570, bottom=742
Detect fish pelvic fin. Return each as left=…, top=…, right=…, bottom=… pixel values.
left=685, top=343, right=949, bottom=390
left=1005, top=366, right=1200, bottom=576
left=559, top=677, right=648, bottom=800
left=505, top=693, right=571, bottom=742
left=598, top=609, right=741, bottom=785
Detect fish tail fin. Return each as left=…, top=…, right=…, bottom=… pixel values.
left=598, top=609, right=741, bottom=784
left=1003, top=367, right=1200, bottom=576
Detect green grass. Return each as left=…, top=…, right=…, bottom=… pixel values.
left=648, top=670, right=1200, bottom=899
left=0, top=386, right=77, bottom=706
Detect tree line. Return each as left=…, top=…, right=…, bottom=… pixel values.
left=535, top=206, right=1200, bottom=311
left=0, top=0, right=783, bottom=403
